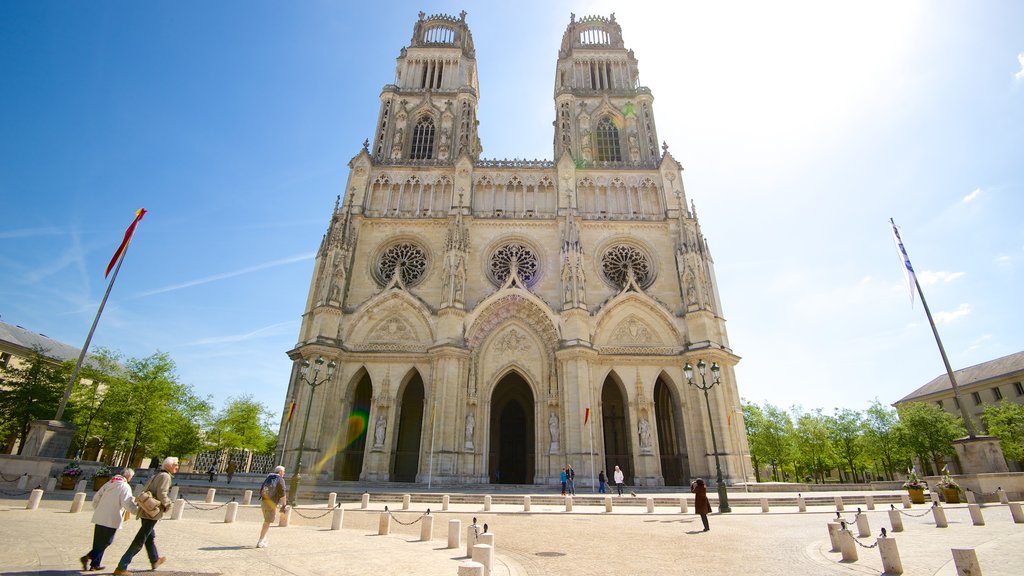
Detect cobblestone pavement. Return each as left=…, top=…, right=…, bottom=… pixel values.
left=1, top=491, right=1021, bottom=575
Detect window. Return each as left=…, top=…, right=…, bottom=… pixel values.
left=410, top=116, right=435, bottom=160
left=594, top=117, right=622, bottom=162
left=971, top=391, right=982, bottom=405
left=1015, top=382, right=1024, bottom=396
left=992, top=387, right=1003, bottom=401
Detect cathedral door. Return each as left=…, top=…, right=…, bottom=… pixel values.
left=391, top=375, right=424, bottom=482
left=655, top=377, right=689, bottom=485
left=336, top=376, right=372, bottom=481
left=602, top=377, right=633, bottom=484
left=488, top=372, right=535, bottom=484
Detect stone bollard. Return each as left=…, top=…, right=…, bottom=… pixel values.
left=206, top=488, right=216, bottom=503
left=965, top=490, right=977, bottom=505
left=466, top=522, right=479, bottom=558
left=798, top=494, right=806, bottom=512
left=930, top=491, right=940, bottom=504
left=604, top=497, right=613, bottom=513
left=483, top=495, right=491, bottom=511
left=420, top=513, right=434, bottom=541
left=855, top=512, right=870, bottom=537
left=523, top=495, right=530, bottom=512
left=827, top=521, right=842, bottom=553
left=70, top=492, right=87, bottom=513
left=877, top=534, right=903, bottom=575
left=26, top=488, right=43, bottom=510
left=171, top=498, right=185, bottom=520
left=331, top=507, right=344, bottom=530
left=279, top=506, right=292, bottom=527
left=378, top=511, right=391, bottom=535
left=403, top=494, right=411, bottom=510
left=448, top=519, right=462, bottom=549
left=75, top=479, right=87, bottom=493
left=997, top=488, right=1008, bottom=504
left=901, top=494, right=912, bottom=509
left=443, top=494, right=450, bottom=511
left=968, top=504, right=985, bottom=526
left=328, top=492, right=337, bottom=509
left=865, top=494, right=875, bottom=510
left=760, top=498, right=769, bottom=513
left=458, top=561, right=485, bottom=576
left=242, top=489, right=252, bottom=506
left=888, top=508, right=904, bottom=532
left=646, top=497, right=654, bottom=513
left=472, top=544, right=494, bottom=576
left=224, top=501, right=238, bottom=523
left=361, top=493, right=369, bottom=509
left=17, top=475, right=29, bottom=490
left=479, top=532, right=494, bottom=549
left=680, top=497, right=688, bottom=513
left=565, top=496, right=573, bottom=512
left=45, top=478, right=56, bottom=492
left=169, top=486, right=180, bottom=501
left=835, top=496, right=845, bottom=512
left=838, top=527, right=858, bottom=562
left=951, top=548, right=981, bottom=575
left=1009, top=502, right=1024, bottom=524
left=932, top=504, right=948, bottom=528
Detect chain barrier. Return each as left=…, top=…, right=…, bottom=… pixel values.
left=383, top=505, right=431, bottom=526
left=890, top=503, right=934, bottom=518
left=837, top=522, right=880, bottom=549
left=181, top=495, right=235, bottom=511
left=0, top=488, right=33, bottom=497
left=290, top=503, right=342, bottom=520
left=0, top=472, right=24, bottom=482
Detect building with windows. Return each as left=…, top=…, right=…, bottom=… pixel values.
left=278, top=12, right=751, bottom=487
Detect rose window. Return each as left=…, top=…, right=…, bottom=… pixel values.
left=376, top=242, right=427, bottom=287
left=601, top=244, right=653, bottom=289
left=488, top=243, right=539, bottom=287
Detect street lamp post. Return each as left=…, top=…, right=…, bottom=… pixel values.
left=287, top=355, right=337, bottom=504
left=684, top=359, right=731, bottom=513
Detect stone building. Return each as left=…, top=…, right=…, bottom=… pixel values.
left=278, top=12, right=751, bottom=487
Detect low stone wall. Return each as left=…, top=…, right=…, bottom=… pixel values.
left=737, top=481, right=903, bottom=493
left=0, top=455, right=105, bottom=488
left=925, top=472, right=1024, bottom=502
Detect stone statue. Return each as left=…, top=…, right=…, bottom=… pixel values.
left=549, top=411, right=560, bottom=452
left=638, top=416, right=652, bottom=450
left=391, top=128, right=404, bottom=159
left=374, top=415, right=387, bottom=448
left=464, top=412, right=475, bottom=449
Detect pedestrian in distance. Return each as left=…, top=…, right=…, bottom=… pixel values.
left=613, top=465, right=624, bottom=496
left=566, top=464, right=576, bottom=495
left=598, top=470, right=607, bottom=494
left=257, top=466, right=288, bottom=548
left=206, top=464, right=216, bottom=483
left=80, top=468, right=139, bottom=571
left=114, top=457, right=177, bottom=575
left=226, top=461, right=237, bottom=484
left=559, top=467, right=567, bottom=496
left=691, top=478, right=711, bottom=531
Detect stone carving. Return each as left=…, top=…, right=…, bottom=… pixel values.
left=374, top=415, right=387, bottom=448
left=638, top=415, right=652, bottom=452
left=489, top=243, right=539, bottom=287
left=495, top=328, right=531, bottom=354
left=376, top=242, right=427, bottom=287
left=611, top=315, right=653, bottom=344
left=464, top=412, right=475, bottom=449
left=391, top=128, right=404, bottom=159
left=601, top=244, right=652, bottom=289
left=369, top=316, right=415, bottom=343
left=549, top=411, right=560, bottom=452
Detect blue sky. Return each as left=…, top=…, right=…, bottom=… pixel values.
left=2, top=1, right=1022, bottom=423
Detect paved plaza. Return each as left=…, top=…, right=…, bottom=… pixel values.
left=1, top=488, right=1022, bottom=576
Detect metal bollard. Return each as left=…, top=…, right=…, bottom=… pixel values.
left=646, top=497, right=654, bottom=513
left=760, top=498, right=769, bottom=513
left=171, top=498, right=185, bottom=520
left=279, top=506, right=292, bottom=527
left=951, top=549, right=981, bottom=575
left=865, top=494, right=875, bottom=510
left=523, top=495, right=530, bottom=512
left=855, top=512, right=870, bottom=537
left=835, top=496, right=845, bottom=512
left=420, top=513, right=434, bottom=541
left=448, top=519, right=461, bottom=549
left=45, top=478, right=56, bottom=492
left=483, top=495, right=491, bottom=511
left=968, top=504, right=985, bottom=526
left=997, top=488, right=1009, bottom=504
left=458, top=561, right=485, bottom=576
left=206, top=488, right=216, bottom=503
left=70, top=492, right=87, bottom=513
left=838, top=527, right=858, bottom=562
left=361, top=493, right=369, bottom=509
left=798, top=494, right=806, bottom=512
left=169, top=486, right=180, bottom=502
left=901, top=494, right=912, bottom=508
left=378, top=511, right=391, bottom=535
left=242, top=489, right=252, bottom=506
left=26, top=488, right=43, bottom=510
left=472, top=544, right=494, bottom=576
left=679, top=497, right=688, bottom=513
left=1009, top=502, right=1024, bottom=524
left=605, top=496, right=613, bottom=513
left=403, top=494, right=411, bottom=510
left=565, top=496, right=573, bottom=512
left=224, top=501, right=238, bottom=523
left=443, top=494, right=450, bottom=511
left=888, top=508, right=904, bottom=532
left=328, top=492, right=337, bottom=509
left=331, top=507, right=344, bottom=530
left=932, top=504, right=948, bottom=528
left=877, top=532, right=903, bottom=575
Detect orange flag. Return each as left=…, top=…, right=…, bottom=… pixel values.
left=105, top=208, right=147, bottom=277
left=584, top=408, right=590, bottom=425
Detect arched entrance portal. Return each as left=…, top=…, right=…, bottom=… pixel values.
left=602, top=375, right=633, bottom=484
left=390, top=374, right=424, bottom=482
left=488, top=373, right=535, bottom=484
left=336, top=374, right=372, bottom=481
left=655, top=377, right=689, bottom=485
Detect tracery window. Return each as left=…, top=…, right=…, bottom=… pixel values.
left=488, top=243, right=539, bottom=287
left=376, top=242, right=428, bottom=287
left=601, top=244, right=653, bottom=289
left=595, top=117, right=622, bottom=162
left=411, top=116, right=436, bottom=160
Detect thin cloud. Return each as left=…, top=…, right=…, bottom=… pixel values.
left=934, top=303, right=971, bottom=324
left=964, top=334, right=993, bottom=354
left=136, top=253, right=315, bottom=297
left=0, top=227, right=66, bottom=239
left=183, top=320, right=297, bottom=346
left=1016, top=53, right=1024, bottom=81
left=916, top=270, right=965, bottom=285
left=962, top=188, right=981, bottom=203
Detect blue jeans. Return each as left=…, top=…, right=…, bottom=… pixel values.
left=118, top=518, right=159, bottom=570
left=86, top=524, right=117, bottom=567
left=599, top=481, right=607, bottom=493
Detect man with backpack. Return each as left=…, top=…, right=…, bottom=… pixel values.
left=256, top=466, right=287, bottom=548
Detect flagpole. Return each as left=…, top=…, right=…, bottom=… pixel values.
left=588, top=413, right=595, bottom=493
left=54, top=238, right=132, bottom=421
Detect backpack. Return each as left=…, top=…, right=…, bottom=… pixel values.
left=259, top=474, right=280, bottom=500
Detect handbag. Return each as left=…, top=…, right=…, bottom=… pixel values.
left=136, top=490, right=160, bottom=517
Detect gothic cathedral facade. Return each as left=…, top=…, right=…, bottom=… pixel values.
left=278, top=12, right=752, bottom=487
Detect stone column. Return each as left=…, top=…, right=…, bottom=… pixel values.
left=26, top=489, right=43, bottom=510
left=242, top=489, right=252, bottom=506
left=951, top=549, right=982, bottom=575
left=888, top=508, right=904, bottom=532
left=877, top=536, right=903, bottom=575
left=483, top=495, right=491, bottom=511
left=448, top=519, right=462, bottom=549
left=932, top=505, right=948, bottom=528
left=1009, top=502, right=1024, bottom=524
left=523, top=496, right=530, bottom=512
left=968, top=504, right=985, bottom=526
left=206, top=488, right=216, bottom=503
left=420, top=514, right=434, bottom=541
left=171, top=499, right=185, bottom=520
left=679, top=497, right=688, bottom=513
left=838, top=528, right=858, bottom=562
left=865, top=494, right=875, bottom=510
left=328, top=492, right=337, bottom=508
left=70, top=492, right=86, bottom=513
left=442, top=494, right=450, bottom=511
left=472, top=544, right=493, bottom=576
left=331, top=507, right=344, bottom=530
left=378, top=511, right=391, bottom=535
left=403, top=494, right=411, bottom=510
left=458, top=562, right=484, bottom=576
left=855, top=513, right=870, bottom=537
left=361, top=493, right=370, bottom=508
left=224, top=501, right=238, bottom=523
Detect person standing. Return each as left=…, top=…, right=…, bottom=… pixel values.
left=559, top=467, right=567, bottom=496
left=80, top=468, right=139, bottom=571
left=691, top=478, right=711, bottom=531
left=256, top=466, right=287, bottom=548
left=114, top=457, right=177, bottom=575
left=613, top=465, right=624, bottom=496
left=226, top=461, right=237, bottom=484
left=566, top=464, right=576, bottom=496
left=597, top=470, right=607, bottom=494
left=206, top=464, right=216, bottom=483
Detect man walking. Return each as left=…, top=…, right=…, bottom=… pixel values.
left=566, top=464, right=576, bottom=496
left=114, top=457, right=177, bottom=575
left=257, top=466, right=287, bottom=548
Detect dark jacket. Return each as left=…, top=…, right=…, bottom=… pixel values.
left=692, top=481, right=712, bottom=515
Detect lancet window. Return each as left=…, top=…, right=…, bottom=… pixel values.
left=411, top=116, right=436, bottom=159
left=595, top=117, right=622, bottom=162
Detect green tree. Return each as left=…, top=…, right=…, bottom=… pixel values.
left=827, top=408, right=867, bottom=482
left=0, top=349, right=69, bottom=454
left=897, top=401, right=966, bottom=475
left=742, top=401, right=767, bottom=482
left=862, top=399, right=908, bottom=481
left=792, top=408, right=834, bottom=483
left=981, top=402, right=1024, bottom=463
left=209, top=395, right=277, bottom=454
left=68, top=347, right=122, bottom=457
left=742, top=401, right=793, bottom=482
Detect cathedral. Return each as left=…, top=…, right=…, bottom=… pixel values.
left=278, top=12, right=752, bottom=488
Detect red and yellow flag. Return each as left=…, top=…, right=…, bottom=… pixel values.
left=285, top=401, right=296, bottom=424
left=584, top=407, right=590, bottom=425
left=105, top=208, right=147, bottom=277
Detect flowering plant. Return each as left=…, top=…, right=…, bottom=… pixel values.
left=936, top=466, right=961, bottom=492
left=94, top=464, right=112, bottom=477
left=61, top=462, right=83, bottom=477
left=902, top=467, right=926, bottom=490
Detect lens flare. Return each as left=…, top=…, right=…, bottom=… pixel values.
left=345, top=409, right=369, bottom=448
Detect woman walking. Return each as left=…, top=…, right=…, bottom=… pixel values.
left=691, top=478, right=711, bottom=531
left=80, top=468, right=139, bottom=571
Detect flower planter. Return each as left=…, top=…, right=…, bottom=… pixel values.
left=60, top=476, right=76, bottom=490
left=93, top=476, right=111, bottom=491
left=907, top=487, right=925, bottom=504
left=941, top=487, right=960, bottom=504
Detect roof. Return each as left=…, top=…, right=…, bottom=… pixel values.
left=896, top=350, right=1024, bottom=404
left=0, top=321, right=82, bottom=363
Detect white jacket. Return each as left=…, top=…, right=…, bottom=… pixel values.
left=613, top=469, right=624, bottom=483
left=91, top=475, right=139, bottom=529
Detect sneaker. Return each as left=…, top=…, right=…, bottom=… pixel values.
left=151, top=557, right=166, bottom=570
left=256, top=540, right=267, bottom=548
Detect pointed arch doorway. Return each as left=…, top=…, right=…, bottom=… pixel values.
left=391, top=373, right=424, bottom=482
left=488, top=372, right=535, bottom=484
left=602, top=375, right=633, bottom=484
left=654, top=376, right=688, bottom=485
left=336, top=373, right=372, bottom=481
